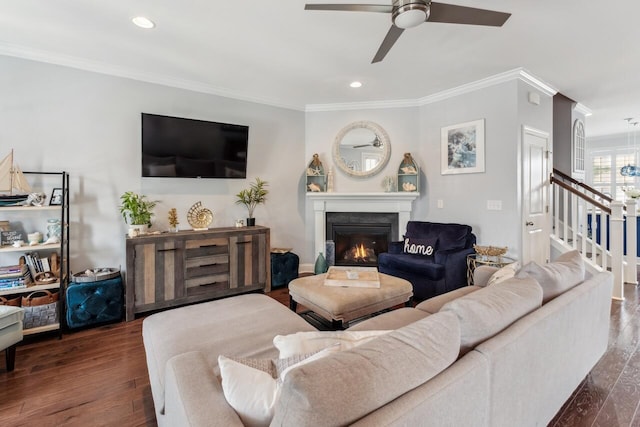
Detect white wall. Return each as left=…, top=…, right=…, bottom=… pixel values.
left=303, top=79, right=553, bottom=263
left=2, top=55, right=554, bottom=270
left=1, top=56, right=305, bottom=273
left=303, top=108, right=420, bottom=261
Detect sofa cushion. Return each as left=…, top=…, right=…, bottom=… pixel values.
left=415, top=285, right=482, bottom=314
left=218, top=347, right=338, bottom=427
left=405, top=221, right=472, bottom=251
left=486, top=262, right=521, bottom=286
left=273, top=330, right=391, bottom=358
left=440, top=276, right=543, bottom=354
left=517, top=250, right=585, bottom=304
left=402, top=236, right=437, bottom=257
left=346, top=307, right=431, bottom=331
left=271, top=311, right=460, bottom=426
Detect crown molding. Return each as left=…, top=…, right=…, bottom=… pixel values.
left=1, top=43, right=565, bottom=114
left=0, top=42, right=303, bottom=111
left=305, top=98, right=419, bottom=112
left=306, top=68, right=559, bottom=112
left=575, top=103, right=593, bottom=117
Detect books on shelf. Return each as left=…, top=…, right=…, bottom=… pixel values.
left=0, top=264, right=31, bottom=289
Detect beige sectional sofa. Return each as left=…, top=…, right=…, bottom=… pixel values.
left=142, top=251, right=613, bottom=426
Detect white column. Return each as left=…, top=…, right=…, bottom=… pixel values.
left=313, top=200, right=326, bottom=258
left=624, top=199, right=638, bottom=285
left=610, top=201, right=625, bottom=300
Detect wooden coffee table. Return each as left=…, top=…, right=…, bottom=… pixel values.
left=288, top=272, right=413, bottom=329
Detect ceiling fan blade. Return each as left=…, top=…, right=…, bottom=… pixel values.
left=305, top=4, right=393, bottom=13
left=372, top=25, right=404, bottom=63
left=353, top=144, right=372, bottom=148
left=429, top=2, right=511, bottom=27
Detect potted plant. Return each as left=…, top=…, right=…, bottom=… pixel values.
left=235, top=177, right=268, bottom=226
left=119, top=191, right=158, bottom=237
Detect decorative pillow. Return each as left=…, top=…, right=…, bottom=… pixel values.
left=440, top=275, right=543, bottom=354
left=402, top=236, right=437, bottom=257
left=273, top=330, right=390, bottom=358
left=218, top=346, right=338, bottom=427
left=486, top=262, right=521, bottom=286
left=516, top=250, right=585, bottom=303
left=271, top=311, right=461, bottom=427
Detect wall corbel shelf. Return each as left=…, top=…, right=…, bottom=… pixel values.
left=306, top=192, right=420, bottom=258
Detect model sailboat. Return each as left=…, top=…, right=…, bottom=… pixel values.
left=0, top=150, right=32, bottom=206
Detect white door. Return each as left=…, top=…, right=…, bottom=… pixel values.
left=522, top=126, right=551, bottom=264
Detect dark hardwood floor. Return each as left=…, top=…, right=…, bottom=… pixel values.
left=1, top=283, right=638, bottom=426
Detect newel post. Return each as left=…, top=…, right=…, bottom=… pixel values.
left=610, top=201, right=625, bottom=300
left=624, top=199, right=638, bottom=285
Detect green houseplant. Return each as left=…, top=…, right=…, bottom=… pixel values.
left=119, top=191, right=158, bottom=236
left=235, top=177, right=268, bottom=226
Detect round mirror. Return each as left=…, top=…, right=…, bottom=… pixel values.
left=332, top=121, right=391, bottom=178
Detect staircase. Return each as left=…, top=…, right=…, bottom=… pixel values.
left=550, top=168, right=637, bottom=300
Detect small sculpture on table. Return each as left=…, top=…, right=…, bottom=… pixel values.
left=187, top=202, right=213, bottom=231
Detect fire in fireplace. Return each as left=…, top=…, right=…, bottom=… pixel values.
left=326, top=212, right=397, bottom=267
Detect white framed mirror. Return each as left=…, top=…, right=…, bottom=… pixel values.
left=332, top=121, right=391, bottom=178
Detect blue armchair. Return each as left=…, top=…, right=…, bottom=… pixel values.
left=378, top=221, right=476, bottom=300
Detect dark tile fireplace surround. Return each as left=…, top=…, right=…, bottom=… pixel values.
left=326, top=212, right=399, bottom=267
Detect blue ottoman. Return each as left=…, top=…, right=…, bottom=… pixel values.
left=66, top=276, right=124, bottom=329
left=271, top=252, right=299, bottom=289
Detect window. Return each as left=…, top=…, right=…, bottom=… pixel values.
left=589, top=151, right=636, bottom=201
left=573, top=119, right=585, bottom=173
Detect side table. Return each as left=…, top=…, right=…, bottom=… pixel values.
left=466, top=254, right=516, bottom=286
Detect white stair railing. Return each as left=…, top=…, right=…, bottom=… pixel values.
left=551, top=169, right=633, bottom=300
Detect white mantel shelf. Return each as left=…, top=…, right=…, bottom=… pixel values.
left=307, top=192, right=420, bottom=257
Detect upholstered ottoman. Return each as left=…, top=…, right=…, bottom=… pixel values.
left=0, top=305, right=24, bottom=372
left=66, top=276, right=124, bottom=329
left=270, top=251, right=299, bottom=288
left=288, top=272, right=413, bottom=328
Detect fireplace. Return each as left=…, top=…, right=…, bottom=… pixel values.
left=327, top=212, right=397, bottom=267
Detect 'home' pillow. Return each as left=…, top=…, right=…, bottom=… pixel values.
left=402, top=237, right=437, bottom=257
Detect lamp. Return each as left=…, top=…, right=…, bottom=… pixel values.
left=393, top=1, right=429, bottom=29
left=620, top=118, right=640, bottom=177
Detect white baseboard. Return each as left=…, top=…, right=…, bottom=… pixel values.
left=299, top=263, right=314, bottom=274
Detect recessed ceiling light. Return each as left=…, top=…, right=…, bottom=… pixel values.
left=132, top=16, right=155, bottom=29
left=350, top=81, right=362, bottom=88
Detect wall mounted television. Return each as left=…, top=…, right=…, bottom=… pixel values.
left=141, top=113, right=249, bottom=178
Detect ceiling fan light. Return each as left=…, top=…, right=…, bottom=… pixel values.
left=394, top=9, right=426, bottom=28
left=132, top=16, right=155, bottom=29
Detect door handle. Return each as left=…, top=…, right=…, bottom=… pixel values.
left=526, top=221, right=534, bottom=226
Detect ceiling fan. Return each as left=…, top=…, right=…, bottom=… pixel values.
left=353, top=137, right=383, bottom=148
left=305, top=0, right=511, bottom=63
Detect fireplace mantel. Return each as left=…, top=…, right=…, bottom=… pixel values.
left=307, top=192, right=419, bottom=258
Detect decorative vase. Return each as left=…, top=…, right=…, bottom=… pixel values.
left=246, top=218, right=256, bottom=227
left=325, top=240, right=335, bottom=267
left=314, top=252, right=328, bottom=274
left=47, top=219, right=62, bottom=240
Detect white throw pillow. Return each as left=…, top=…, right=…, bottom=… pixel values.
left=273, top=330, right=391, bottom=358
left=218, top=346, right=338, bottom=427
left=486, top=261, right=521, bottom=286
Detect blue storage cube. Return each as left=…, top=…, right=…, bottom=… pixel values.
left=271, top=252, right=299, bottom=289
left=66, top=276, right=124, bottom=329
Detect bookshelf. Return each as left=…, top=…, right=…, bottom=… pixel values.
left=0, top=171, right=69, bottom=337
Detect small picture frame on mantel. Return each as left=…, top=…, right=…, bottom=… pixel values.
left=50, top=188, right=63, bottom=206
left=441, top=119, right=485, bottom=175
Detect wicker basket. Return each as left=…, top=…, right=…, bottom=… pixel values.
left=21, top=290, right=59, bottom=329
left=473, top=245, right=508, bottom=258
left=0, top=295, right=21, bottom=306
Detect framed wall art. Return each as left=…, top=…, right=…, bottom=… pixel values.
left=441, top=119, right=485, bottom=175
left=50, top=187, right=63, bottom=205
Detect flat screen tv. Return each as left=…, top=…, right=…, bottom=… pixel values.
left=141, top=113, right=249, bottom=178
